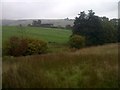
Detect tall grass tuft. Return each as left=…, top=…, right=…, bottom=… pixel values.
left=2, top=43, right=118, bottom=88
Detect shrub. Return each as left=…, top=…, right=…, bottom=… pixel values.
left=69, top=35, right=85, bottom=49
left=3, top=36, right=48, bottom=56
left=3, top=36, right=28, bottom=56
left=26, top=38, right=48, bottom=55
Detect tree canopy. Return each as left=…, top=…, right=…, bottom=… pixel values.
left=118, top=19, right=120, bottom=42
left=72, top=10, right=117, bottom=46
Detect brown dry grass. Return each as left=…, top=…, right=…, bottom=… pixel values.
left=2, top=43, right=119, bottom=88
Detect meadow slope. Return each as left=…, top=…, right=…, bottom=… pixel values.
left=2, top=43, right=118, bottom=88
left=2, top=26, right=72, bottom=53
left=2, top=26, right=71, bottom=44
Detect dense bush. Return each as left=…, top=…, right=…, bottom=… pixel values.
left=101, top=21, right=117, bottom=43
left=69, top=35, right=85, bottom=49
left=3, top=36, right=48, bottom=56
left=3, top=36, right=28, bottom=56
left=73, top=10, right=117, bottom=46
left=26, top=38, right=48, bottom=55
left=118, top=19, right=120, bottom=42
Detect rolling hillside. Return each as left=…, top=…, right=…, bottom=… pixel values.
left=2, top=19, right=74, bottom=27
left=2, top=26, right=72, bottom=44
left=2, top=26, right=72, bottom=53
left=2, top=25, right=119, bottom=88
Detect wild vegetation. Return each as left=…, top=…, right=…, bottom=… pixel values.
left=2, top=26, right=71, bottom=53
left=118, top=19, right=120, bottom=42
left=69, top=35, right=85, bottom=49
left=2, top=43, right=118, bottom=88
left=2, top=10, right=119, bottom=88
left=3, top=36, right=48, bottom=56
left=73, top=10, right=118, bottom=46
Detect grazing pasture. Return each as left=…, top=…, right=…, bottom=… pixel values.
left=2, top=26, right=72, bottom=53
left=2, top=26, right=71, bottom=44
left=2, top=26, right=119, bottom=88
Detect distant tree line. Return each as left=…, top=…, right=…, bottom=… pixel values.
left=28, top=20, right=73, bottom=30
left=28, top=20, right=53, bottom=28
left=71, top=10, right=119, bottom=47
left=32, top=20, right=42, bottom=26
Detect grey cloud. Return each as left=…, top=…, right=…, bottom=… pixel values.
left=2, top=0, right=119, bottom=19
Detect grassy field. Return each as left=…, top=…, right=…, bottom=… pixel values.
left=2, top=26, right=72, bottom=53
left=2, top=26, right=71, bottom=44
left=2, top=26, right=119, bottom=88
left=2, top=43, right=118, bottom=88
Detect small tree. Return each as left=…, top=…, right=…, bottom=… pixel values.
left=32, top=20, right=38, bottom=26
left=69, top=35, right=85, bottom=49
left=32, top=20, right=41, bottom=27
left=38, top=20, right=41, bottom=25
left=66, top=25, right=72, bottom=29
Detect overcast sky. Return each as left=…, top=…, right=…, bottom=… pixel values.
left=1, top=0, right=119, bottom=20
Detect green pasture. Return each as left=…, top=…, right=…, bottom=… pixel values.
left=2, top=26, right=72, bottom=44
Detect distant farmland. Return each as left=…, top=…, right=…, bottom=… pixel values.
left=2, top=19, right=74, bottom=27
left=2, top=26, right=72, bottom=44
left=2, top=26, right=72, bottom=53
